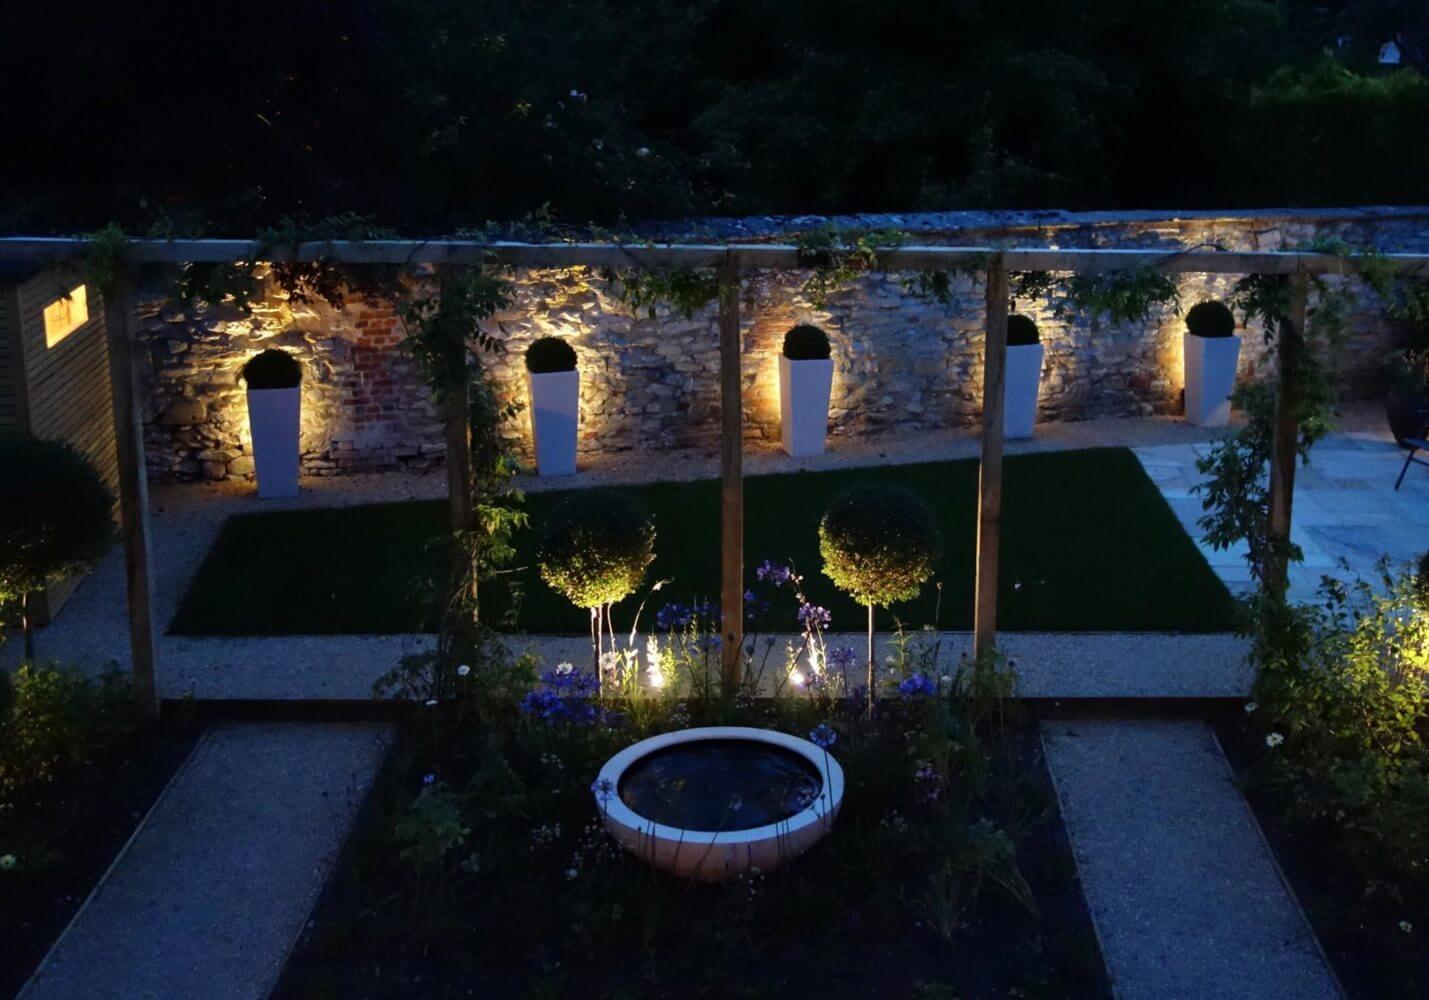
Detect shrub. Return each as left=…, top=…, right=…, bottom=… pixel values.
left=538, top=490, right=655, bottom=610
left=0, top=438, right=114, bottom=659
left=1185, top=300, right=1236, bottom=338
left=782, top=324, right=831, bottom=360
left=241, top=348, right=302, bottom=388
left=526, top=337, right=578, bottom=373
left=1006, top=315, right=1039, bottom=347
left=0, top=665, right=135, bottom=803
left=820, top=485, right=940, bottom=607
left=1249, top=565, right=1429, bottom=885
left=820, top=485, right=940, bottom=707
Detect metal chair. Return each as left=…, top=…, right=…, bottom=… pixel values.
left=1395, top=417, right=1429, bottom=490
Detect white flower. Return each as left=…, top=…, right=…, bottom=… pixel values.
left=565, top=867, right=579, bottom=880
left=1243, top=701, right=1257, bottom=714
left=0, top=854, right=16, bottom=870
left=884, top=655, right=896, bottom=665
left=636, top=146, right=650, bottom=157
left=591, top=138, right=604, bottom=150
left=1265, top=732, right=1284, bottom=748
left=457, top=664, right=471, bottom=677
left=940, top=675, right=951, bottom=684
left=424, top=698, right=439, bottom=708
left=555, top=661, right=574, bottom=676
left=1401, top=920, right=1414, bottom=934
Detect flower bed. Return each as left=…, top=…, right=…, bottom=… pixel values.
left=274, top=629, right=1108, bottom=999
left=0, top=667, right=200, bottom=996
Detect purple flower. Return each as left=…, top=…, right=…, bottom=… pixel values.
left=798, top=603, right=832, bottom=631
left=756, top=560, right=793, bottom=587
left=809, top=723, right=838, bottom=749
left=520, top=666, right=600, bottom=725
left=656, top=602, right=692, bottom=631
left=590, top=777, right=615, bottom=803
left=898, top=673, right=938, bottom=698
left=827, top=646, right=859, bottom=672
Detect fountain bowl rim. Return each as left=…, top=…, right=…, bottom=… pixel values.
left=594, top=725, right=845, bottom=846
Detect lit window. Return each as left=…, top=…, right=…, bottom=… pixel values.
left=43, top=284, right=89, bottom=348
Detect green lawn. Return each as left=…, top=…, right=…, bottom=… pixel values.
left=169, top=447, right=1237, bottom=636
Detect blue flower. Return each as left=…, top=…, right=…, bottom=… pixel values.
left=519, top=667, right=600, bottom=726
left=590, top=777, right=615, bottom=803
left=809, top=723, right=838, bottom=749
left=798, top=603, right=832, bottom=631
left=827, top=646, right=859, bottom=672
left=656, top=602, right=692, bottom=631
left=898, top=673, right=938, bottom=698
left=756, top=560, right=793, bottom=587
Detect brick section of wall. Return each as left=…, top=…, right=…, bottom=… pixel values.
left=136, top=210, right=1429, bottom=481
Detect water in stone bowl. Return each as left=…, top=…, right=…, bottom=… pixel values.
left=618, top=738, right=822, bottom=831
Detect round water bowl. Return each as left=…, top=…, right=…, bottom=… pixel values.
left=594, top=726, right=844, bottom=882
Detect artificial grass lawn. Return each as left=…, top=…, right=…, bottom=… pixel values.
left=169, top=447, right=1237, bottom=636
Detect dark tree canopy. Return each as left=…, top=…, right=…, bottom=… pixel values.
left=2, top=0, right=1427, bottom=234
left=0, top=439, right=114, bottom=603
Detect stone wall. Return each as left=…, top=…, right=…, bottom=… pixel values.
left=136, top=208, right=1429, bottom=481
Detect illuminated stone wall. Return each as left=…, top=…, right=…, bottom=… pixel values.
left=136, top=208, right=1429, bottom=481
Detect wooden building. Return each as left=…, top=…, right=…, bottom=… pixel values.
left=0, top=262, right=120, bottom=622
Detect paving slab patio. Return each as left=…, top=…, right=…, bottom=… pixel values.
left=19, top=722, right=392, bottom=1000
left=1043, top=718, right=1341, bottom=1000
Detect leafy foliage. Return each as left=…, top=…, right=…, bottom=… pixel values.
left=538, top=490, right=656, bottom=610
left=0, top=440, right=114, bottom=657
left=525, top=337, right=577, bottom=374
left=783, top=323, right=832, bottom=360
left=820, top=486, right=940, bottom=607
left=0, top=666, right=135, bottom=803
left=1062, top=266, right=1181, bottom=325
left=240, top=348, right=302, bottom=389
left=398, top=264, right=510, bottom=402
left=605, top=267, right=720, bottom=320
left=1246, top=564, right=1429, bottom=887
left=795, top=226, right=908, bottom=306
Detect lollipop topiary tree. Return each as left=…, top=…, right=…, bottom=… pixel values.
left=820, top=485, right=940, bottom=711
left=538, top=489, right=656, bottom=690
left=0, top=439, right=114, bottom=661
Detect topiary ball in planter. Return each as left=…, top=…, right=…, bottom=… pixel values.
left=0, top=438, right=114, bottom=660
left=1185, top=300, right=1236, bottom=338
left=1182, top=300, right=1241, bottom=427
left=538, top=489, right=656, bottom=611
left=780, top=325, right=835, bottom=457
left=782, top=324, right=831, bottom=360
left=525, top=338, right=580, bottom=475
left=1004, top=315, right=1044, bottom=439
left=526, top=337, right=578, bottom=373
left=242, top=348, right=303, bottom=498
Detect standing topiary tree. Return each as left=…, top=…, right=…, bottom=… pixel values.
left=820, top=485, right=940, bottom=711
left=0, top=439, right=114, bottom=661
left=538, top=489, right=656, bottom=690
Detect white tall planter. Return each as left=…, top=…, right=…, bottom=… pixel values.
left=779, top=355, right=834, bottom=457
left=528, top=369, right=579, bottom=476
left=1183, top=333, right=1242, bottom=427
left=246, top=386, right=301, bottom=499
left=1004, top=343, right=1044, bottom=439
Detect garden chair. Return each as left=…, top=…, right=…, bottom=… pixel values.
left=1395, top=414, right=1429, bottom=490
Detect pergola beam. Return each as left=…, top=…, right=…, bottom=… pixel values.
left=4, top=237, right=1429, bottom=276
left=973, top=255, right=1009, bottom=657
left=717, top=259, right=744, bottom=691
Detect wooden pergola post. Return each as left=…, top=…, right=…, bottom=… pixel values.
left=1264, top=272, right=1309, bottom=598
left=102, top=281, right=159, bottom=717
left=973, top=254, right=1010, bottom=657
left=717, top=259, right=744, bottom=691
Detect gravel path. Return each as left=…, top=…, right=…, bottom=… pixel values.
left=19, top=722, right=392, bottom=1000
left=1042, top=719, right=1341, bottom=1000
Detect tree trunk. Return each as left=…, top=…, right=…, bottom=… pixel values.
left=21, top=590, right=34, bottom=663
left=866, top=602, right=876, bottom=715
left=445, top=380, right=477, bottom=624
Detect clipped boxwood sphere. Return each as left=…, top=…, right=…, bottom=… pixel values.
left=819, top=485, right=940, bottom=606
left=1007, top=315, right=1040, bottom=347
left=1185, top=300, right=1236, bottom=339
left=526, top=337, right=578, bottom=373
left=538, top=490, right=655, bottom=609
left=242, top=348, right=302, bottom=389
left=782, top=324, right=831, bottom=361
left=0, top=438, right=114, bottom=600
